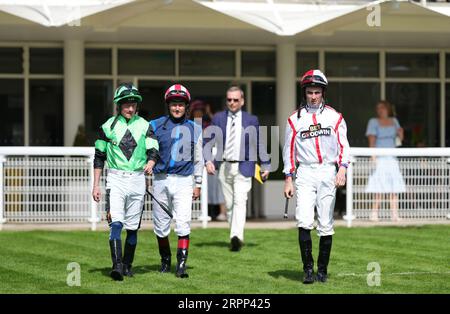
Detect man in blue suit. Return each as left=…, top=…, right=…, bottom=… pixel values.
left=205, top=86, right=270, bottom=251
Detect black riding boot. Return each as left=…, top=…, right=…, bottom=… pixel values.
left=157, top=236, right=171, bottom=273
left=176, top=236, right=189, bottom=278
left=316, top=235, right=332, bottom=283
left=122, top=244, right=136, bottom=277
left=298, top=228, right=314, bottom=284
left=109, top=239, right=124, bottom=281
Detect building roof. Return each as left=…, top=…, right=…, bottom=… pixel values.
left=0, top=0, right=449, bottom=47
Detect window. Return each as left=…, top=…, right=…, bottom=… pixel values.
left=179, top=50, right=235, bottom=76
left=251, top=82, right=280, bottom=179
left=326, top=52, right=379, bottom=77
left=85, top=80, right=113, bottom=145
left=446, top=53, right=450, bottom=78
left=0, top=48, right=22, bottom=74
left=30, top=48, right=63, bottom=74
left=242, top=51, right=275, bottom=77
left=138, top=80, right=173, bottom=121
left=85, top=49, right=112, bottom=75
left=118, top=49, right=175, bottom=75
left=181, top=81, right=232, bottom=115
left=297, top=51, right=319, bottom=76
left=386, top=83, right=440, bottom=147
left=30, top=80, right=63, bottom=146
left=0, top=79, right=24, bottom=145
left=386, top=53, right=438, bottom=78
left=327, top=82, right=380, bottom=147
left=252, top=82, right=276, bottom=127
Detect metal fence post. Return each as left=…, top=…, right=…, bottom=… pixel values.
left=344, top=157, right=355, bottom=228
left=0, top=155, right=6, bottom=230
left=87, top=155, right=99, bottom=231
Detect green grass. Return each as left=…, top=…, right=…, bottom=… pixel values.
left=0, top=225, right=449, bottom=294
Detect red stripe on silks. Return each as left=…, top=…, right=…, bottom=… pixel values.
left=178, top=239, right=190, bottom=250
left=288, top=118, right=297, bottom=173
left=334, top=114, right=344, bottom=166
left=334, top=114, right=343, bottom=132
left=312, top=113, right=323, bottom=164
left=337, top=130, right=344, bottom=166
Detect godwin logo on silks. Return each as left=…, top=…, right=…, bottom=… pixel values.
left=301, top=123, right=332, bottom=139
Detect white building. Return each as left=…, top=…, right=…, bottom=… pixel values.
left=0, top=0, right=449, bottom=217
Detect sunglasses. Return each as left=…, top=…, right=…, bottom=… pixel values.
left=227, top=98, right=240, bottom=103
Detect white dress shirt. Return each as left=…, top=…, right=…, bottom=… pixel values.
left=225, top=110, right=242, bottom=161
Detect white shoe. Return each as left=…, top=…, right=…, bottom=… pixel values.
left=216, top=213, right=227, bottom=221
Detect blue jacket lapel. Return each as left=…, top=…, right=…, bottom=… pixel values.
left=221, top=111, right=228, bottom=144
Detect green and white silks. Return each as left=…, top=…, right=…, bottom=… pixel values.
left=95, top=115, right=159, bottom=171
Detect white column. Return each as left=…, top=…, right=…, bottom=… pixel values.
left=0, top=155, right=6, bottom=230
left=64, top=40, right=84, bottom=146
left=276, top=42, right=297, bottom=143
left=440, top=51, right=445, bottom=147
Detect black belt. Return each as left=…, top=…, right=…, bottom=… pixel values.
left=223, top=159, right=239, bottom=163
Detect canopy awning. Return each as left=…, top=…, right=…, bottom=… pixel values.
left=194, top=0, right=450, bottom=36
left=0, top=0, right=135, bottom=27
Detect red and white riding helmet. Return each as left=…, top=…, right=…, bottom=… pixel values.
left=164, top=84, right=191, bottom=105
left=300, top=69, right=328, bottom=90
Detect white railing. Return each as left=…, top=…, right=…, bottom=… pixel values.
left=0, top=147, right=209, bottom=230
left=3, top=146, right=449, bottom=229
left=346, top=147, right=450, bottom=227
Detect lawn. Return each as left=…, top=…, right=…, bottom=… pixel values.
left=0, top=225, right=449, bottom=294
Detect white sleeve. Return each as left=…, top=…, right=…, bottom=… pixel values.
left=337, top=116, right=351, bottom=167
left=282, top=117, right=297, bottom=175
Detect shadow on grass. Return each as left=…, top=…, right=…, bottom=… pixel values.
left=268, top=270, right=302, bottom=282
left=195, top=241, right=258, bottom=249
left=88, top=264, right=195, bottom=278
left=88, top=267, right=113, bottom=278
left=131, top=264, right=160, bottom=274
left=132, top=264, right=196, bottom=273
left=88, top=265, right=157, bottom=278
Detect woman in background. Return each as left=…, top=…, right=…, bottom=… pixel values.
left=365, top=100, right=406, bottom=221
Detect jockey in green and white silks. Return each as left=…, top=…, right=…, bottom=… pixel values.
left=92, top=82, right=159, bottom=281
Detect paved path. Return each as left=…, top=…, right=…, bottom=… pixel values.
left=1, top=219, right=449, bottom=231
